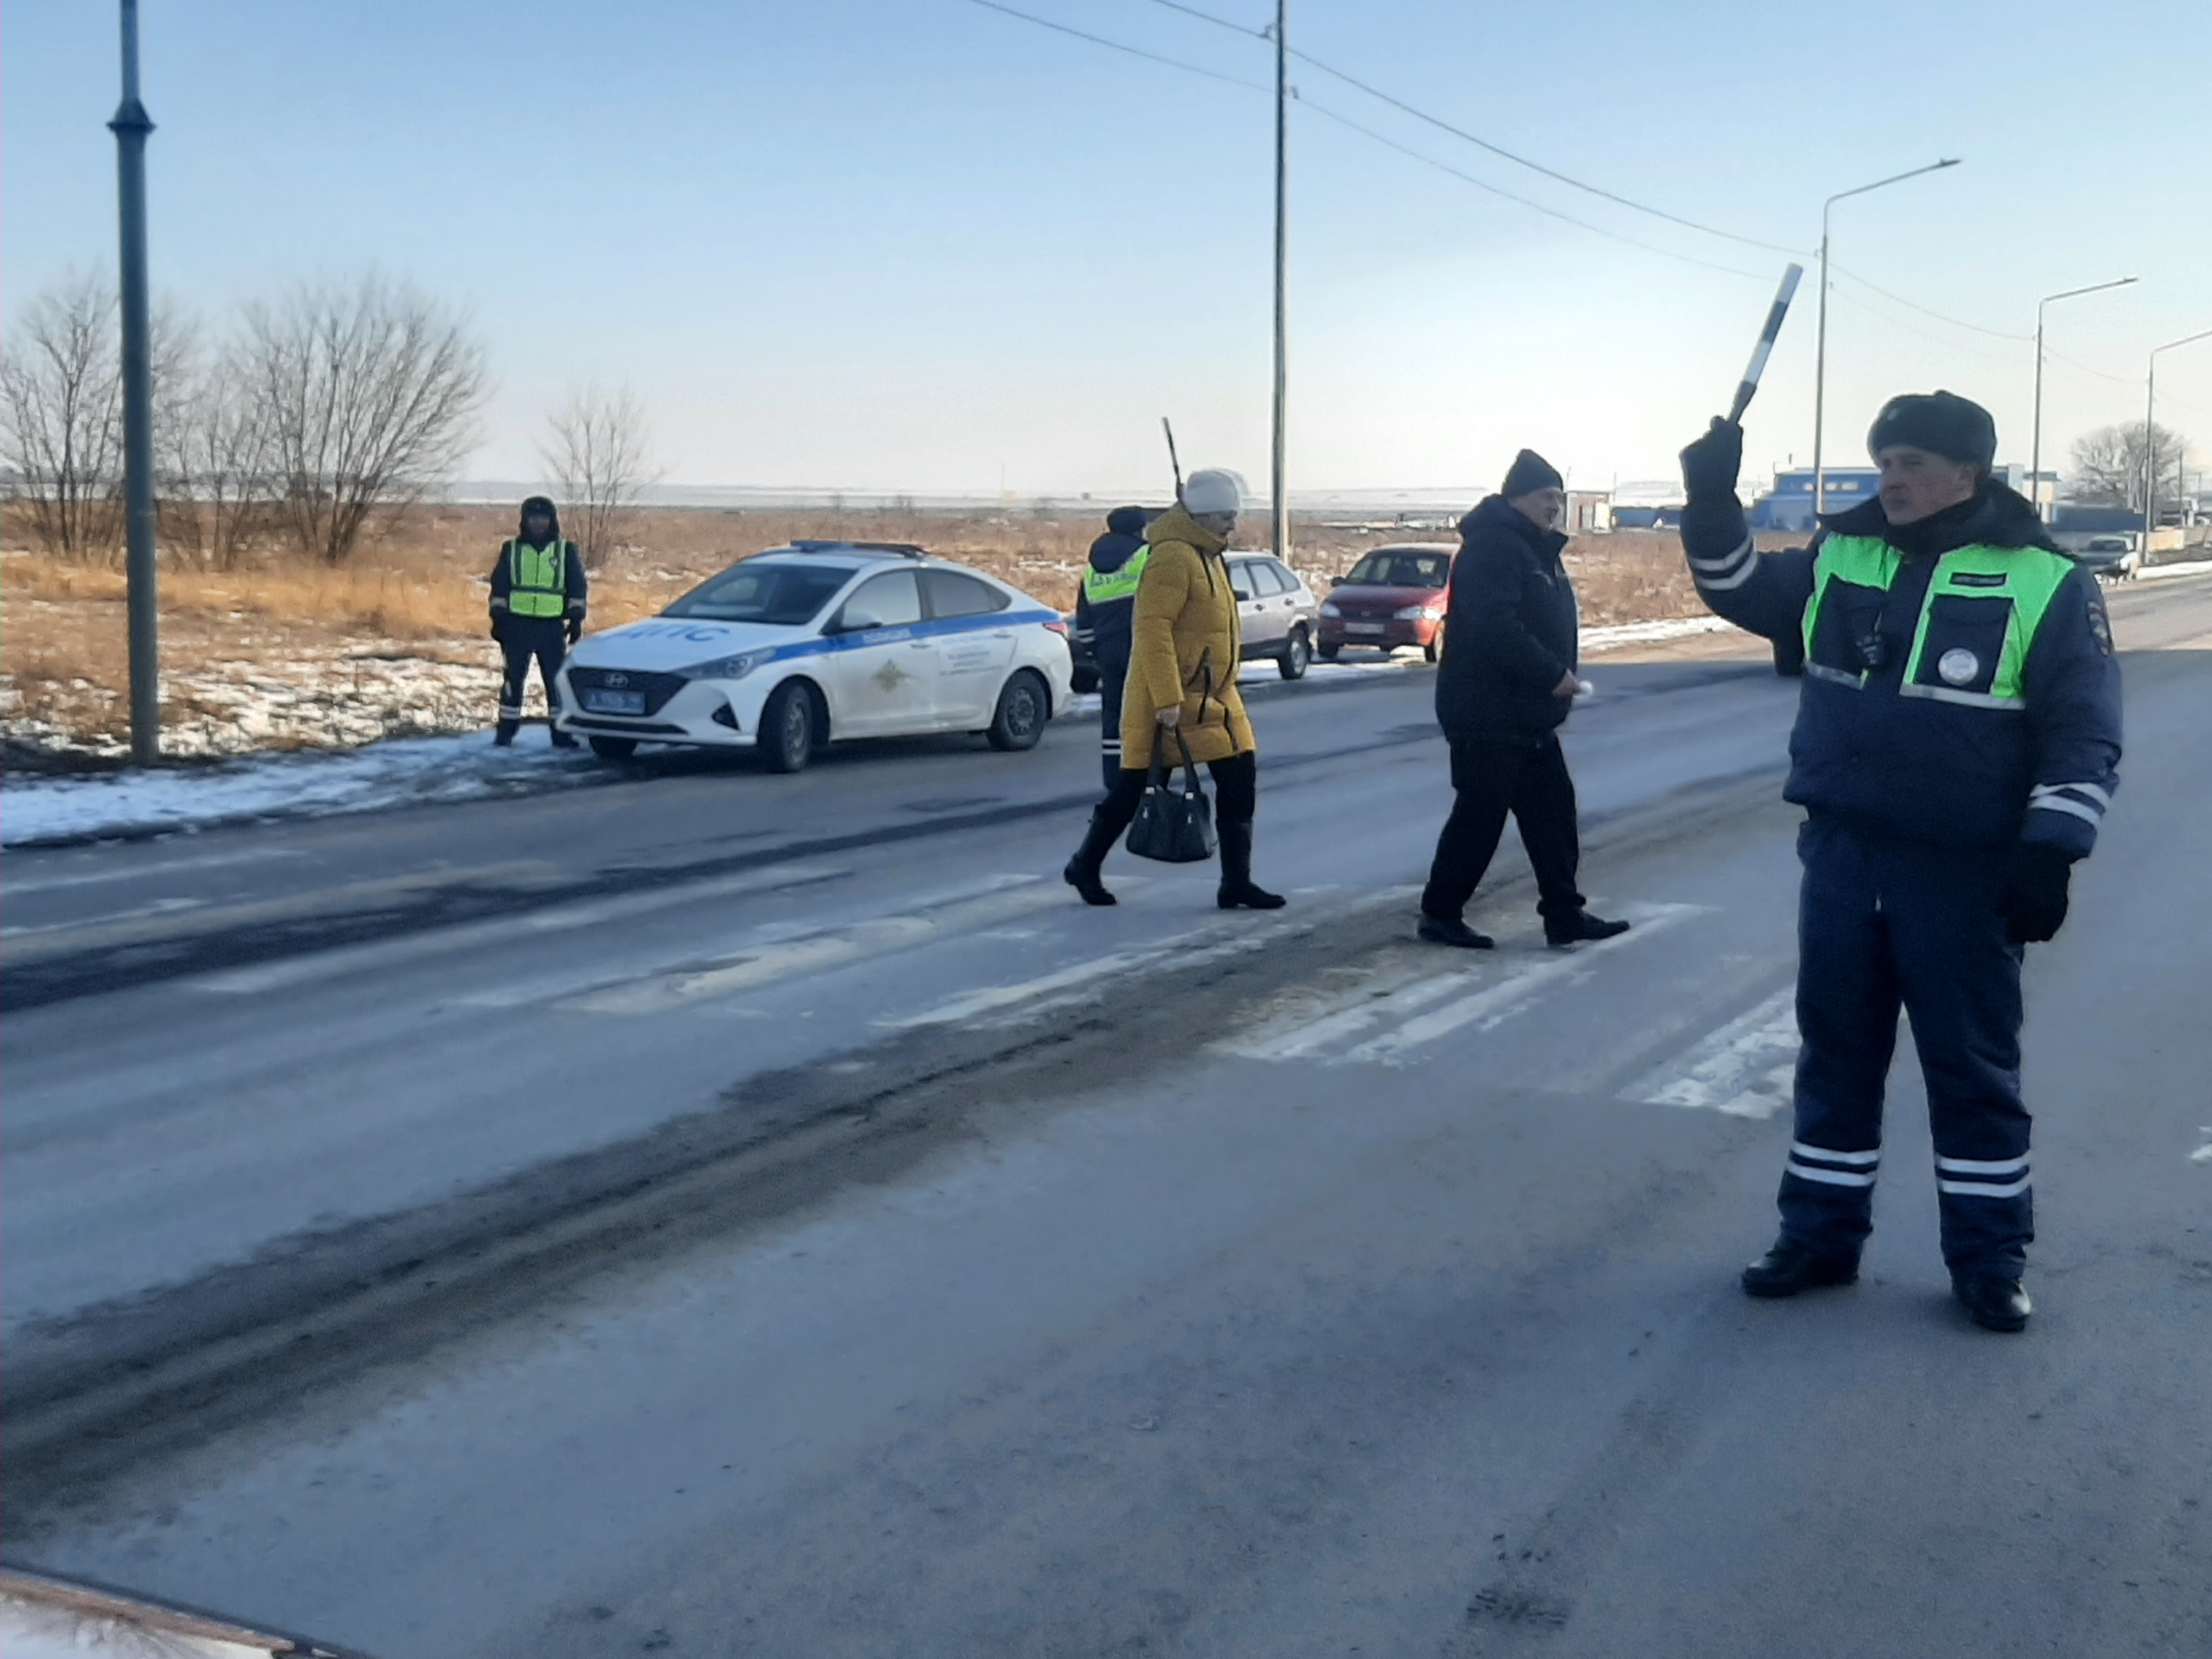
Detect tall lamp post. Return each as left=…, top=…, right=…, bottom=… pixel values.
left=1811, top=158, right=1959, bottom=515
left=2032, top=276, right=2135, bottom=521
left=2145, top=328, right=2212, bottom=554
left=110, top=0, right=160, bottom=765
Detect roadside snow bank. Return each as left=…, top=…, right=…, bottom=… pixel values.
left=1, top=729, right=602, bottom=848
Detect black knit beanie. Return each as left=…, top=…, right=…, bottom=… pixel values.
left=1866, top=391, right=1997, bottom=471
left=1502, top=449, right=1565, bottom=499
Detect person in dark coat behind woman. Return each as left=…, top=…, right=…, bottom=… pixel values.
left=1418, top=449, right=1630, bottom=950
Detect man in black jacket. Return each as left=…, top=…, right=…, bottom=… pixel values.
left=1418, top=450, right=1632, bottom=950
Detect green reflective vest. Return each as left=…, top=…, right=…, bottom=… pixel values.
left=505, top=538, right=573, bottom=618
left=1083, top=545, right=1150, bottom=606
left=1801, top=534, right=2074, bottom=710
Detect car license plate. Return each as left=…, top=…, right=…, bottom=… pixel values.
left=583, top=690, right=647, bottom=715
left=1345, top=622, right=1386, bottom=636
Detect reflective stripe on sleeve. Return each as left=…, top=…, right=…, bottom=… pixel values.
left=2028, top=797, right=2102, bottom=828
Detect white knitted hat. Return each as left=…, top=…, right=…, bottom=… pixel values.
left=1182, top=468, right=1244, bottom=515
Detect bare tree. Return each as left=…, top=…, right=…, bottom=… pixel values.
left=537, top=381, right=659, bottom=569
left=240, top=272, right=488, bottom=563
left=1, top=273, right=126, bottom=558
left=2069, top=420, right=2188, bottom=512
left=160, top=344, right=279, bottom=570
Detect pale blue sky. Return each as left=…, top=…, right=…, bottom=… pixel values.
left=5, top=0, right=2208, bottom=496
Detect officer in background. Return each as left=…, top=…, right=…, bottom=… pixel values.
left=488, top=495, right=588, bottom=748
left=1679, top=391, right=2121, bottom=1333
left=1073, top=505, right=1154, bottom=788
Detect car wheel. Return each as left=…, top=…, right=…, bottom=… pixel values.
left=759, top=680, right=817, bottom=772
left=586, top=735, right=637, bottom=761
left=986, top=669, right=1049, bottom=751
left=1277, top=625, right=1311, bottom=680
left=1317, top=641, right=1340, bottom=662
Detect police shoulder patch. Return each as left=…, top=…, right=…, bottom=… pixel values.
left=2085, top=588, right=2114, bottom=656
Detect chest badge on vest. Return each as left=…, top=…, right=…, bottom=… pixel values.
left=1937, top=648, right=1980, bottom=686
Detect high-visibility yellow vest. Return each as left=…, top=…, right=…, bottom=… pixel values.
left=505, top=538, right=572, bottom=618
left=1082, top=545, right=1150, bottom=606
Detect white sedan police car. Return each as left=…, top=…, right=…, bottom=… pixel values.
left=555, top=541, right=1074, bottom=770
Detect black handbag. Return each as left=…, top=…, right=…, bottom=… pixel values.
left=1125, top=727, right=1216, bottom=863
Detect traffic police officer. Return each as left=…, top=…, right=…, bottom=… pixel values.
left=488, top=495, right=589, bottom=747
left=1678, top=391, right=2121, bottom=1332
left=1073, top=505, right=1154, bottom=788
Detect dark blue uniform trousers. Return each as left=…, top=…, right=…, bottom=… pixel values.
left=1783, top=815, right=2033, bottom=1276
left=1097, top=652, right=1128, bottom=791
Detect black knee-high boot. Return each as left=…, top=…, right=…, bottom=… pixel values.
left=1063, top=807, right=1125, bottom=906
left=1217, top=819, right=1285, bottom=910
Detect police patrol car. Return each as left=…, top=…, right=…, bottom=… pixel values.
left=554, top=542, right=1074, bottom=770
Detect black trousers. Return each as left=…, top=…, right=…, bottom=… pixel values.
left=1421, top=734, right=1584, bottom=922
left=1782, top=815, right=2032, bottom=1276
left=1097, top=653, right=1128, bottom=791
left=497, top=623, right=567, bottom=730
left=1094, top=747, right=1257, bottom=837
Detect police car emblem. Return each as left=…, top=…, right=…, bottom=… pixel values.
left=1937, top=648, right=1979, bottom=686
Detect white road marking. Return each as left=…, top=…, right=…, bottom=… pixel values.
left=887, top=885, right=1419, bottom=1032
left=560, top=876, right=1074, bottom=1017
left=1623, top=987, right=1798, bottom=1119
left=194, top=862, right=850, bottom=994
left=0, top=845, right=305, bottom=895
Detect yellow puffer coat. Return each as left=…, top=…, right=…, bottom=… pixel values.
left=1118, top=503, right=1255, bottom=769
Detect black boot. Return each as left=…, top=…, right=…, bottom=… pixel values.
left=494, top=719, right=519, bottom=748
left=1216, top=819, right=1285, bottom=910
left=1952, top=1273, right=2031, bottom=1333
left=550, top=727, right=579, bottom=749
left=1741, top=1238, right=1860, bottom=1297
left=1063, top=808, right=1122, bottom=906
left=1545, top=909, right=1631, bottom=947
left=1418, top=913, right=1494, bottom=949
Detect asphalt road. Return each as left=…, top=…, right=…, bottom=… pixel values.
left=5, top=577, right=2210, bottom=1658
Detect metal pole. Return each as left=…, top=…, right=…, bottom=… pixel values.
left=1269, top=0, right=1288, bottom=564
left=1812, top=212, right=1830, bottom=517
left=1810, top=159, right=1960, bottom=520
left=110, top=0, right=160, bottom=765
left=2030, top=278, right=2135, bottom=522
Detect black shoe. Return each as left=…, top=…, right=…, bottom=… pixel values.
left=1216, top=819, right=1286, bottom=910
left=1741, top=1240, right=1859, bottom=1298
left=1952, top=1274, right=2031, bottom=1333
left=1063, top=808, right=1121, bottom=906
left=1417, top=913, right=1494, bottom=950
left=1545, top=911, right=1632, bottom=948
left=550, top=731, right=579, bottom=749
left=493, top=721, right=518, bottom=748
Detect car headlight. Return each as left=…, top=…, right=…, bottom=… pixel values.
left=1319, top=601, right=1341, bottom=618
left=678, top=647, right=778, bottom=680
left=1394, top=604, right=1444, bottom=620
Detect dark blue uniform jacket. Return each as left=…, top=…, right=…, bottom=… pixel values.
left=1073, top=505, right=1153, bottom=672
left=1681, top=484, right=2120, bottom=859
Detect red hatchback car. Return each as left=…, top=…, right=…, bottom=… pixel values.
left=1317, top=542, right=1456, bottom=662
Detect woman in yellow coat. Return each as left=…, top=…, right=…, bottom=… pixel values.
left=1062, top=469, right=1284, bottom=910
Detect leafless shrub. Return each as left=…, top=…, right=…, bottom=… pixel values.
left=2070, top=420, right=2189, bottom=512
left=1, top=273, right=126, bottom=560
left=537, top=381, right=660, bottom=569
left=240, top=271, right=488, bottom=563
left=159, top=335, right=281, bottom=570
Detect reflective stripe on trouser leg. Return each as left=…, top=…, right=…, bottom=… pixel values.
left=1779, top=817, right=1900, bottom=1260
left=1874, top=832, right=2033, bottom=1276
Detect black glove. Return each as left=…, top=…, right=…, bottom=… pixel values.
left=1995, top=842, right=2073, bottom=944
left=566, top=615, right=584, bottom=646
left=1679, top=417, right=1743, bottom=501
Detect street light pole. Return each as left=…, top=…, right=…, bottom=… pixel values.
left=1269, top=0, right=1289, bottom=565
left=2032, top=276, right=2135, bottom=522
left=1811, top=158, right=1959, bottom=516
left=2145, top=328, right=2212, bottom=555
left=110, top=0, right=160, bottom=765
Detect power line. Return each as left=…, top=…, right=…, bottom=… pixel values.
left=1131, top=0, right=1801, bottom=257
left=969, top=0, right=1773, bottom=281
left=1826, top=286, right=2028, bottom=369
left=966, top=0, right=1267, bottom=92
left=1828, top=266, right=2030, bottom=341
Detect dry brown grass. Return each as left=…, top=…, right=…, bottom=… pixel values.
left=2, top=501, right=1733, bottom=760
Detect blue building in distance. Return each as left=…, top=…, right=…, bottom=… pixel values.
left=1751, top=469, right=1879, bottom=532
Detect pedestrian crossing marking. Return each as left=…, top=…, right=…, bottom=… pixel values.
left=1621, top=988, right=1798, bottom=1119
